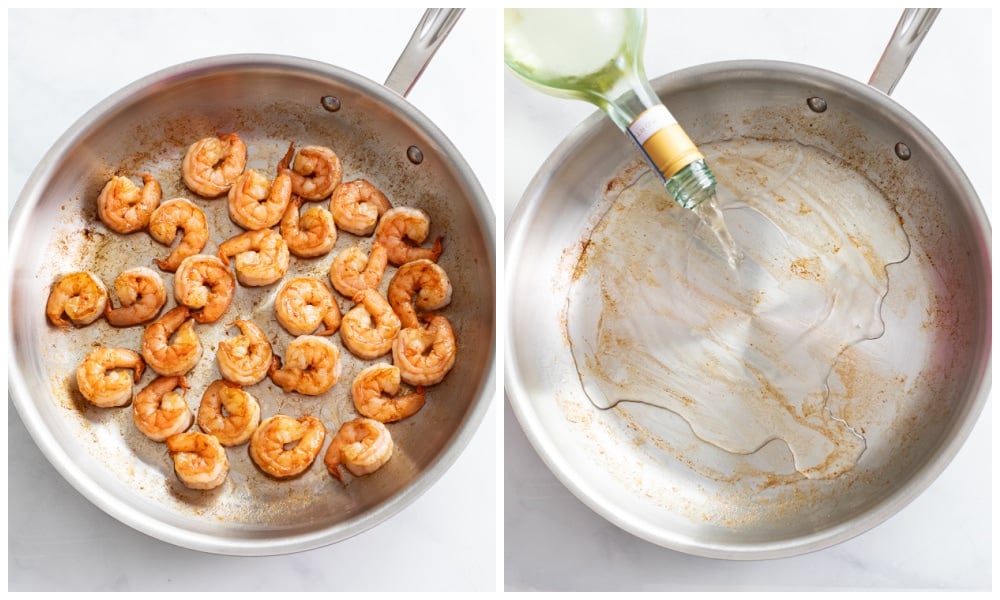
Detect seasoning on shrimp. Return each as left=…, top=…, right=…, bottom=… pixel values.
left=46, top=271, right=108, bottom=328
left=76, top=347, right=145, bottom=408
left=288, top=145, right=342, bottom=201
left=217, top=228, right=290, bottom=287
left=280, top=196, right=337, bottom=258
left=340, top=289, right=401, bottom=360
left=104, top=266, right=167, bottom=327
left=250, top=414, right=326, bottom=479
left=392, top=314, right=456, bottom=386
left=387, top=258, right=453, bottom=329
left=97, top=173, right=162, bottom=234
left=216, top=320, right=272, bottom=386
left=141, top=305, right=203, bottom=377
left=374, top=206, right=444, bottom=266
left=329, top=243, right=388, bottom=299
left=197, top=379, right=261, bottom=447
left=268, top=335, right=342, bottom=396
left=133, top=375, right=194, bottom=442
left=174, top=254, right=236, bottom=324
left=166, top=431, right=229, bottom=490
left=324, top=417, right=394, bottom=482
left=274, top=277, right=341, bottom=337
left=227, top=143, right=294, bottom=230
left=147, top=198, right=209, bottom=272
left=351, top=363, right=426, bottom=423
left=330, top=179, right=391, bottom=236
left=181, top=133, right=247, bottom=198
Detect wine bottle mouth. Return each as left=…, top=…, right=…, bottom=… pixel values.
left=664, top=159, right=717, bottom=209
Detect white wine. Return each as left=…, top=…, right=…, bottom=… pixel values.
left=505, top=8, right=717, bottom=211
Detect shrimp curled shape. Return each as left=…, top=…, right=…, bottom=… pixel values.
left=329, top=243, right=388, bottom=299
left=166, top=431, right=229, bottom=490
left=216, top=319, right=273, bottom=386
left=197, top=379, right=261, bottom=447
left=268, top=335, right=342, bottom=396
left=133, top=375, right=194, bottom=442
left=76, top=347, right=145, bottom=408
left=351, top=363, right=426, bottom=423
left=275, top=277, right=341, bottom=337
left=141, top=305, right=203, bottom=376
left=250, top=414, right=326, bottom=479
left=147, top=198, right=209, bottom=272
left=280, top=196, right=337, bottom=258
left=97, top=173, right=162, bottom=234
left=375, top=206, right=443, bottom=266
left=387, top=258, right=453, bottom=329
left=340, top=289, right=401, bottom=360
left=217, top=228, right=290, bottom=287
left=289, top=145, right=342, bottom=201
left=46, top=271, right=108, bottom=328
left=324, top=417, right=393, bottom=482
left=182, top=133, right=247, bottom=198
left=104, top=267, right=167, bottom=327
left=227, top=144, right=293, bottom=230
left=330, top=179, right=391, bottom=236
left=174, top=254, right=236, bottom=324
left=392, top=314, right=456, bottom=386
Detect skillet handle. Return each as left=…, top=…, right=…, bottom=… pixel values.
left=384, top=8, right=465, bottom=98
left=868, top=8, right=940, bottom=96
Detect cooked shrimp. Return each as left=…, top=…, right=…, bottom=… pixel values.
left=174, top=254, right=236, bottom=324
left=289, top=145, right=342, bottom=201
left=250, top=414, right=326, bottom=479
left=97, top=173, right=162, bottom=234
left=217, top=228, right=290, bottom=287
left=227, top=145, right=294, bottom=230
left=216, top=319, right=272, bottom=385
left=104, top=267, right=167, bottom=327
left=374, top=206, right=444, bottom=266
left=351, top=363, right=426, bottom=423
left=141, top=305, right=203, bottom=376
left=280, top=196, right=337, bottom=257
left=181, top=133, right=247, bottom=198
left=340, top=289, right=401, bottom=360
left=387, top=259, right=453, bottom=329
left=76, top=347, right=145, bottom=408
left=268, top=335, right=342, bottom=396
left=392, top=314, right=456, bottom=386
left=147, top=198, right=209, bottom=272
left=133, top=375, right=194, bottom=442
left=330, top=179, right=391, bottom=236
left=329, top=243, right=388, bottom=299
left=275, top=277, right=341, bottom=336
left=197, top=379, right=261, bottom=447
left=166, top=431, right=229, bottom=490
left=46, top=271, right=108, bottom=328
left=324, top=417, right=393, bottom=482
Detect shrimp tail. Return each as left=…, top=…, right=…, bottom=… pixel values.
left=133, top=357, right=147, bottom=383
left=279, top=142, right=296, bottom=172
left=430, top=236, right=444, bottom=261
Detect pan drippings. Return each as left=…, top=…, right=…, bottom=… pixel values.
left=566, top=139, right=910, bottom=479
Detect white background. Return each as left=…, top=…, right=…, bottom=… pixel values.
left=504, top=8, right=991, bottom=591
left=7, top=8, right=497, bottom=592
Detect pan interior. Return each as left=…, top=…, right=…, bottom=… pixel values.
left=10, top=57, right=495, bottom=553
left=506, top=61, right=989, bottom=557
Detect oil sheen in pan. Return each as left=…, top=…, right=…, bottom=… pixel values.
left=565, top=138, right=911, bottom=480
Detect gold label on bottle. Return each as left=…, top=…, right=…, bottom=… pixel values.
left=628, top=105, right=703, bottom=180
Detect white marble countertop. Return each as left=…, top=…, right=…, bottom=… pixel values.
left=504, top=9, right=991, bottom=591
left=7, top=9, right=497, bottom=592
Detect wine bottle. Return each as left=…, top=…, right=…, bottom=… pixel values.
left=504, top=8, right=717, bottom=210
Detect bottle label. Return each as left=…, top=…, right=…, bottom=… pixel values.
left=628, top=104, right=704, bottom=180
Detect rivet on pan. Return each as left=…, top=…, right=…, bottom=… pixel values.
left=406, top=146, right=424, bottom=165
left=321, top=96, right=341, bottom=112
left=894, top=142, right=912, bottom=160
left=806, top=97, right=828, bottom=113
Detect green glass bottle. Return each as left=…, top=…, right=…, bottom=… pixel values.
left=504, top=8, right=717, bottom=210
